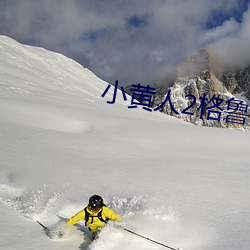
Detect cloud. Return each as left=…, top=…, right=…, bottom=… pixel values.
left=209, top=4, right=250, bottom=69
left=200, top=18, right=240, bottom=45
left=0, top=0, right=249, bottom=86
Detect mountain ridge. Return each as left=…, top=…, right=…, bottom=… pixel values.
left=126, top=48, right=250, bottom=130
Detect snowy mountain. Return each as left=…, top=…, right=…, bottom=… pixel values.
left=0, top=36, right=250, bottom=250
left=127, top=49, right=250, bottom=130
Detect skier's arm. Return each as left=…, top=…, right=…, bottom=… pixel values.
left=67, top=209, right=85, bottom=225
left=104, top=207, right=122, bottom=222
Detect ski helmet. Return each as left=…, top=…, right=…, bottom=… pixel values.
left=89, top=195, right=104, bottom=210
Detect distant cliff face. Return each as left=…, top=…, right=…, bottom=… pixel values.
left=153, top=49, right=250, bottom=129
left=217, top=66, right=250, bottom=100
left=124, top=49, right=250, bottom=129
left=125, top=49, right=247, bottom=129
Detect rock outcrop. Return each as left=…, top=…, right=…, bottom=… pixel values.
left=126, top=49, right=250, bottom=130
left=157, top=49, right=250, bottom=129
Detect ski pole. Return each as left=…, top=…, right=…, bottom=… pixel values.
left=37, top=220, right=48, bottom=231
left=122, top=227, right=180, bottom=250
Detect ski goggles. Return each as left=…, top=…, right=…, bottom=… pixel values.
left=89, top=205, right=101, bottom=212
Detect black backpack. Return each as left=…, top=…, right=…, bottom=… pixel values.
left=84, top=206, right=109, bottom=226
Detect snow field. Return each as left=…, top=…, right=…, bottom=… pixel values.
left=0, top=36, right=250, bottom=250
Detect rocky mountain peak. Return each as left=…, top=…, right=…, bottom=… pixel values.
left=153, top=49, right=250, bottom=130
left=177, top=48, right=210, bottom=78
left=124, top=48, right=250, bottom=130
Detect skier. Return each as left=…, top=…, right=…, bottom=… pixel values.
left=66, top=194, right=121, bottom=239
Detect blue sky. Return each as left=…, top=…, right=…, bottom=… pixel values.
left=206, top=0, right=249, bottom=29
left=0, top=0, right=249, bottom=86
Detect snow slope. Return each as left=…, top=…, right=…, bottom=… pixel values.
left=0, top=36, right=250, bottom=250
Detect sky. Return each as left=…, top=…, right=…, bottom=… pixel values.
left=0, top=0, right=249, bottom=86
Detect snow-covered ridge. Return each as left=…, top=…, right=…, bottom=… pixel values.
left=0, top=35, right=106, bottom=96
left=0, top=35, right=131, bottom=134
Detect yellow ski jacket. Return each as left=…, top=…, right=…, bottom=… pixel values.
left=67, top=206, right=121, bottom=233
